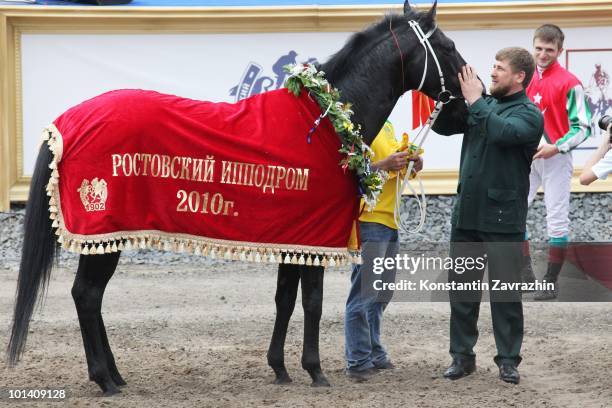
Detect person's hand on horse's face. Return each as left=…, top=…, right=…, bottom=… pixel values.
left=458, top=65, right=484, bottom=105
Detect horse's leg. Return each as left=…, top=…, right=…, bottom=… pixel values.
left=299, top=265, right=330, bottom=387
left=267, top=263, right=300, bottom=384
left=71, top=252, right=123, bottom=396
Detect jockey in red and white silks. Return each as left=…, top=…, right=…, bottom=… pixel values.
left=526, top=61, right=592, bottom=241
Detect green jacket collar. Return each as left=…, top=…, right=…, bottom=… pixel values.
left=498, top=89, right=527, bottom=104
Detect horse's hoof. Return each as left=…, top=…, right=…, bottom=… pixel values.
left=102, top=387, right=121, bottom=397
left=311, top=377, right=331, bottom=387
left=100, top=380, right=121, bottom=397
left=272, top=374, right=293, bottom=385
left=112, top=374, right=127, bottom=387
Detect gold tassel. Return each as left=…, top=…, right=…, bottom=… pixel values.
left=178, top=242, right=186, bottom=253
left=306, top=255, right=313, bottom=266
left=50, top=213, right=57, bottom=220
left=111, top=241, right=118, bottom=252
left=321, top=257, right=328, bottom=267
left=52, top=219, right=59, bottom=228
left=290, top=254, right=298, bottom=264
left=247, top=251, right=254, bottom=262
left=69, top=241, right=77, bottom=253
left=82, top=245, right=90, bottom=255
left=298, top=254, right=305, bottom=265
left=62, top=239, right=70, bottom=250
left=202, top=245, right=209, bottom=256
left=49, top=196, right=56, bottom=206
left=105, top=243, right=112, bottom=254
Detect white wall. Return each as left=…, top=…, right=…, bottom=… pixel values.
left=21, top=26, right=612, bottom=175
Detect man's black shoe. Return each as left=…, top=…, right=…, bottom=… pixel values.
left=443, top=357, right=476, bottom=380
left=499, top=363, right=521, bottom=384
left=499, top=363, right=520, bottom=384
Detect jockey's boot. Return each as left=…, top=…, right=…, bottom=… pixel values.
left=520, top=255, right=536, bottom=292
left=534, top=262, right=563, bottom=301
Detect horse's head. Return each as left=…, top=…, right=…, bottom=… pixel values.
left=401, top=0, right=468, bottom=127
left=320, top=1, right=469, bottom=143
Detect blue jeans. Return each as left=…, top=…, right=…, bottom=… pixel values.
left=344, top=222, right=398, bottom=371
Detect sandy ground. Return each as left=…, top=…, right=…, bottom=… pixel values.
left=1, top=262, right=611, bottom=408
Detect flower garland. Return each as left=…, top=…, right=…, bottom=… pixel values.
left=284, top=63, right=386, bottom=209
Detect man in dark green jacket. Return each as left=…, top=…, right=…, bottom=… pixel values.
left=433, top=47, right=544, bottom=385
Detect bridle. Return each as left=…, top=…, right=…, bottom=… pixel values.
left=390, top=19, right=463, bottom=234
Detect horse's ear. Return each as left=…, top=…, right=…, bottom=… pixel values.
left=426, top=0, right=438, bottom=21
left=403, top=0, right=412, bottom=15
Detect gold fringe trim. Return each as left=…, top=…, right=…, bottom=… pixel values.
left=43, top=124, right=362, bottom=266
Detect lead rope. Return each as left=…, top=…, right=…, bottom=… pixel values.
left=394, top=100, right=444, bottom=233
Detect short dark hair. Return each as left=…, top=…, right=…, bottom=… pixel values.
left=495, top=47, right=536, bottom=88
left=534, top=24, right=564, bottom=49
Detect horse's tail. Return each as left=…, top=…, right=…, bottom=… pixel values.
left=7, top=143, right=59, bottom=366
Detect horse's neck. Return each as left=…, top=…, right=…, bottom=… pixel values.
left=321, top=59, right=405, bottom=145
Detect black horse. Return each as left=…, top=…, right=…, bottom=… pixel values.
left=7, top=0, right=467, bottom=396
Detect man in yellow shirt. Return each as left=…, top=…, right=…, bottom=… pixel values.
left=345, top=121, right=423, bottom=381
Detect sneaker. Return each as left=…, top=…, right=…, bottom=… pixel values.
left=345, top=367, right=378, bottom=382
left=520, top=258, right=536, bottom=292
left=373, top=360, right=395, bottom=370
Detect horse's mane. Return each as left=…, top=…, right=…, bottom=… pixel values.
left=321, top=10, right=428, bottom=82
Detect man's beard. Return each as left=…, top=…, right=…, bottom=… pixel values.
left=490, top=82, right=512, bottom=98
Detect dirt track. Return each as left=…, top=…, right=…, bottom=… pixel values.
left=1, top=262, right=611, bottom=407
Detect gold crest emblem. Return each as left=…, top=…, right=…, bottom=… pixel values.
left=77, top=178, right=108, bottom=212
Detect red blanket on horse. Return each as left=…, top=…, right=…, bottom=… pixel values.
left=45, top=89, right=359, bottom=265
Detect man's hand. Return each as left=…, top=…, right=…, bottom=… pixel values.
left=372, top=151, right=424, bottom=173
left=533, top=143, right=560, bottom=159
left=458, top=65, right=484, bottom=105
left=373, top=151, right=410, bottom=171
left=410, top=155, right=424, bottom=174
